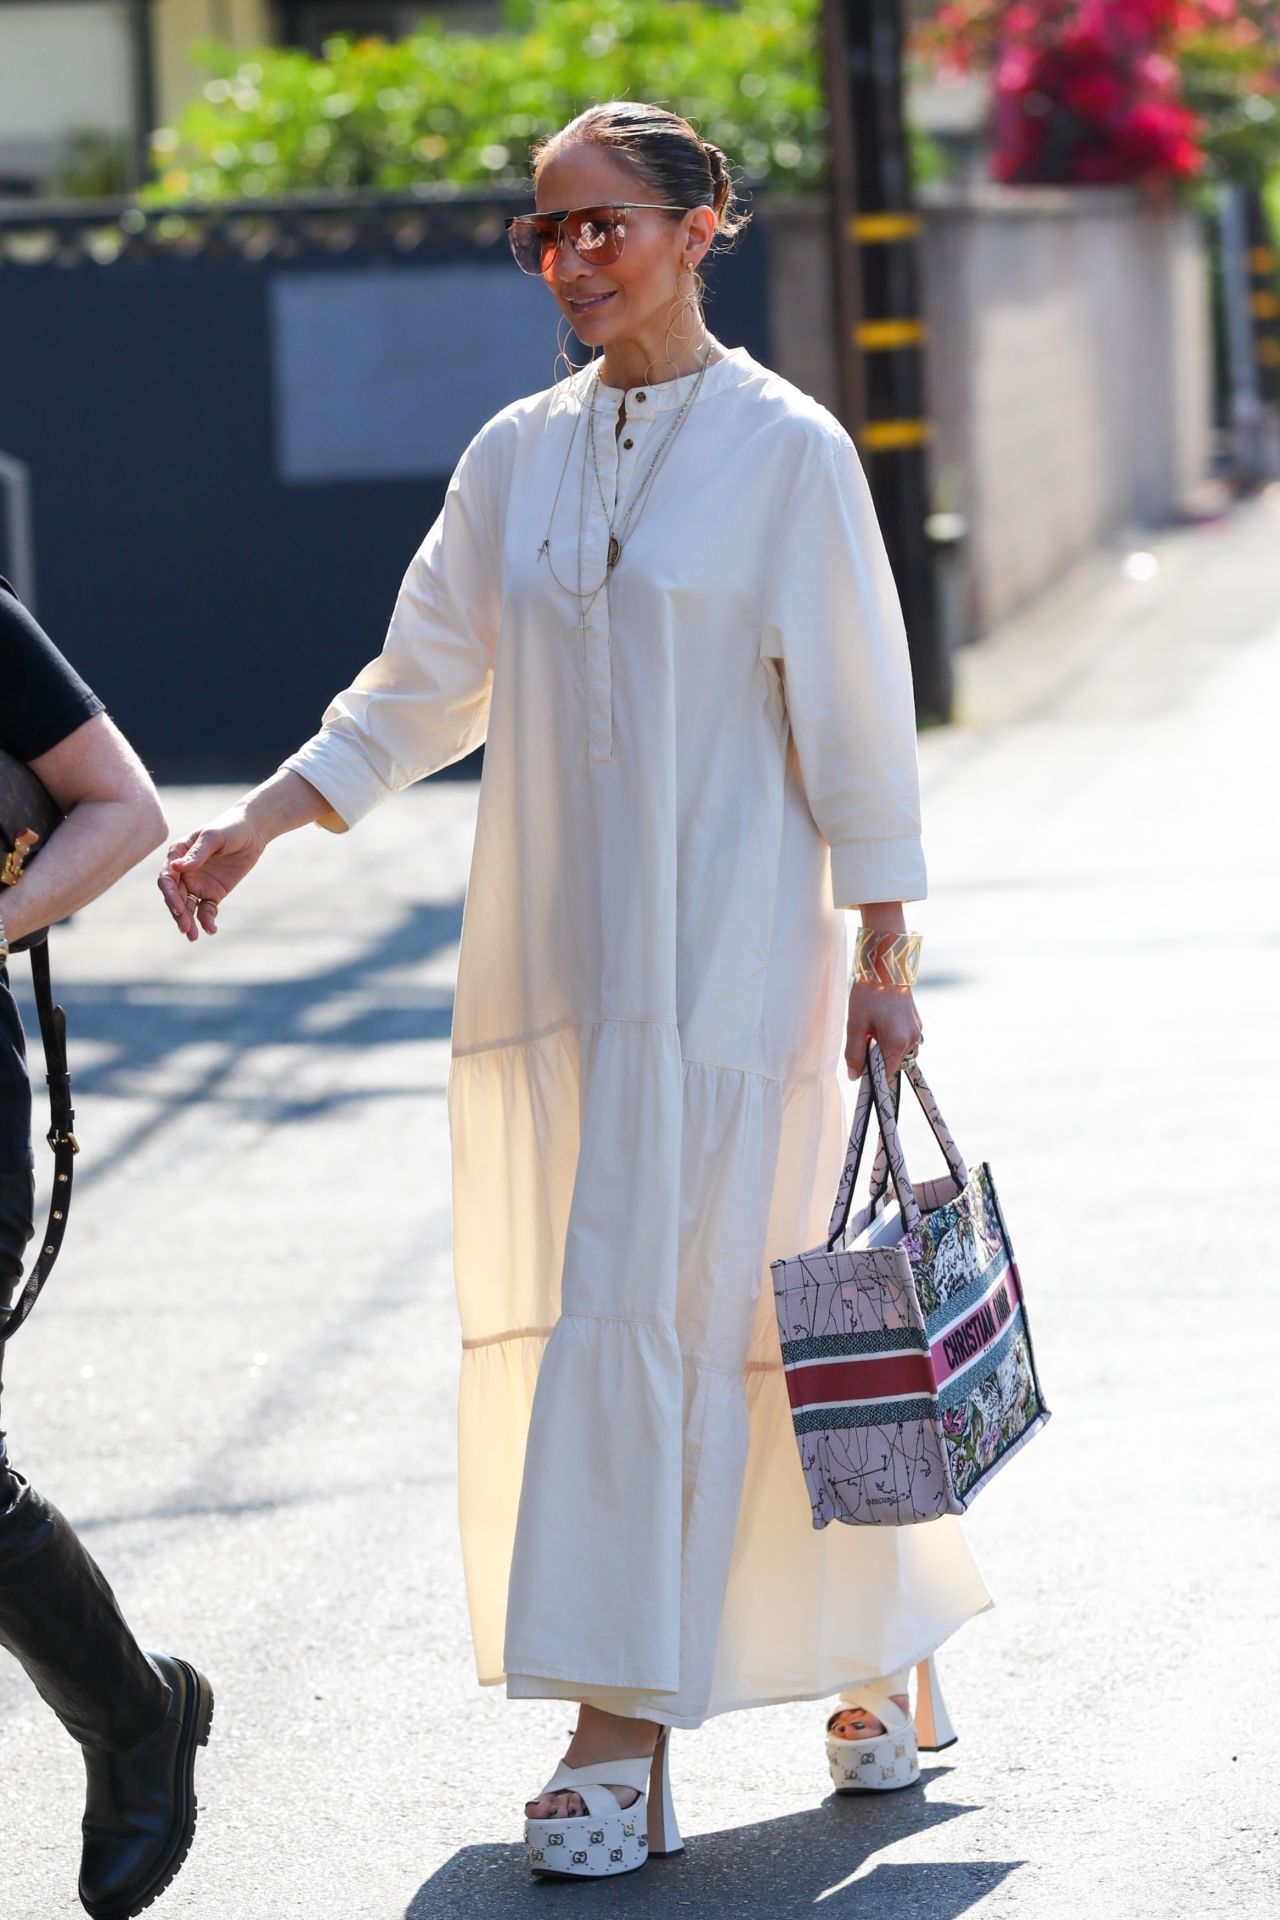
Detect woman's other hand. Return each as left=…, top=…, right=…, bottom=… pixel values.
left=158, top=808, right=265, bottom=940
left=844, top=981, right=923, bottom=1083
left=156, top=770, right=332, bottom=943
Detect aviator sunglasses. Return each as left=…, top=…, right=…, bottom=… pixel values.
left=505, top=202, right=687, bottom=277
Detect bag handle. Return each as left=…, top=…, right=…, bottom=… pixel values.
left=0, top=937, right=78, bottom=1343
left=826, top=1045, right=969, bottom=1252
left=867, top=1053, right=969, bottom=1211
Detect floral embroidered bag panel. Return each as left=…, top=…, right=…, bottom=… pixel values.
left=771, top=1044, right=1049, bottom=1528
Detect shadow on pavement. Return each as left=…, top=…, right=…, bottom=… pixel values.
left=406, top=1779, right=1023, bottom=1917
left=12, top=896, right=463, bottom=1191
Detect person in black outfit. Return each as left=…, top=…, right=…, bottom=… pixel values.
left=0, top=581, right=212, bottom=1919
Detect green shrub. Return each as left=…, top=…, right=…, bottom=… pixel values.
left=149, top=0, right=830, bottom=201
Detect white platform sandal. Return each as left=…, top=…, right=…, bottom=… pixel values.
left=525, top=1728, right=681, bottom=1880
left=826, top=1655, right=957, bottom=1794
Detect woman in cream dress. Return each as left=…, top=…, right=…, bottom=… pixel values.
left=160, top=102, right=989, bottom=1881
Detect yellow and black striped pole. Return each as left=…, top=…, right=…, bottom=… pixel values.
left=1245, top=186, right=1280, bottom=407
left=822, top=0, right=948, bottom=720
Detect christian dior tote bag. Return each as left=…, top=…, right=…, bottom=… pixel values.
left=771, top=1044, right=1049, bottom=1527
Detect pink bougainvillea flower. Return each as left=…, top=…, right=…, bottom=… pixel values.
left=918, top=0, right=1230, bottom=188
left=994, top=43, right=1038, bottom=92
left=1062, top=66, right=1126, bottom=116
left=1137, top=51, right=1180, bottom=91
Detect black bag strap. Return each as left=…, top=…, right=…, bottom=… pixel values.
left=0, top=936, right=78, bottom=1342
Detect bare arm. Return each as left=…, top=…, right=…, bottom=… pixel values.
left=157, top=768, right=330, bottom=941
left=1, top=713, right=167, bottom=946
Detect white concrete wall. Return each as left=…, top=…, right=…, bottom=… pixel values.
left=0, top=0, right=273, bottom=186
left=761, top=186, right=1213, bottom=637
left=0, top=3, right=135, bottom=179
left=921, top=183, right=1213, bottom=631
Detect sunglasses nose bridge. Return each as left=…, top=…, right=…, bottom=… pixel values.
left=550, top=223, right=597, bottom=279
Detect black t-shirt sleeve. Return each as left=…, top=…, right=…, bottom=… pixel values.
left=0, top=581, right=105, bottom=762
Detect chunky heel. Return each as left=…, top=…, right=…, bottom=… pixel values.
left=647, top=1728, right=682, bottom=1857
left=825, top=1656, right=959, bottom=1793
left=913, top=1653, right=957, bottom=1753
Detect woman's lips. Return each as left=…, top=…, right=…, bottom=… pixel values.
left=567, top=291, right=616, bottom=314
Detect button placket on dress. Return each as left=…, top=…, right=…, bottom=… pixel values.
left=584, top=388, right=652, bottom=766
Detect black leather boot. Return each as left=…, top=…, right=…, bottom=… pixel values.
left=0, top=1479, right=212, bottom=1919
left=78, top=1650, right=214, bottom=1920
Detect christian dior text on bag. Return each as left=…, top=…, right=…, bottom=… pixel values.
left=771, top=1045, right=1049, bottom=1527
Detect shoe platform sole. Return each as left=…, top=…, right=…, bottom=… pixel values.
left=827, top=1724, right=921, bottom=1794
left=81, top=1660, right=214, bottom=1920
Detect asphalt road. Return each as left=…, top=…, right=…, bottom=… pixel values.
left=1, top=490, right=1277, bottom=1920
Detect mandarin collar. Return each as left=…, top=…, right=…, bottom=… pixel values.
left=589, top=344, right=755, bottom=416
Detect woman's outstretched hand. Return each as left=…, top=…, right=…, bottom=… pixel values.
left=158, top=808, right=266, bottom=940
left=844, top=980, right=923, bottom=1083
left=157, top=769, right=331, bottom=941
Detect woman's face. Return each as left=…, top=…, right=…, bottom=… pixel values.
left=533, top=143, right=710, bottom=354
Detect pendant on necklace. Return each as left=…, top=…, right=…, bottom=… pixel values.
left=607, top=535, right=621, bottom=569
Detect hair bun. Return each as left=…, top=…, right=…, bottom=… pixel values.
left=701, top=140, right=746, bottom=238
left=533, top=104, right=751, bottom=248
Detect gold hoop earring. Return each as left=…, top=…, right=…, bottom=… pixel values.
left=554, top=313, right=597, bottom=385
left=648, top=265, right=706, bottom=385
left=554, top=314, right=577, bottom=384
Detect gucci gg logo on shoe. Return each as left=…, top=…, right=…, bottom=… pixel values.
left=547, top=1833, right=564, bottom=1847
left=589, top=1829, right=604, bottom=1844
left=610, top=1848, right=624, bottom=1863
left=572, top=1851, right=588, bottom=1865
left=530, top=1849, right=544, bottom=1863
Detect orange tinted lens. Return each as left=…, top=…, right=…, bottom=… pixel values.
left=565, top=208, right=625, bottom=265
left=508, top=217, right=552, bottom=274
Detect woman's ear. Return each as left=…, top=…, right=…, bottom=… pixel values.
left=683, top=206, right=716, bottom=269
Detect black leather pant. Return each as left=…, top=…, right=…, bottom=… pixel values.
left=0, top=965, right=167, bottom=1752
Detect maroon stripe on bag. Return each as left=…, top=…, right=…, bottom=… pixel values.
left=784, top=1352, right=936, bottom=1409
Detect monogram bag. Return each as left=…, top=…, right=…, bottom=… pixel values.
left=771, top=1044, right=1049, bottom=1527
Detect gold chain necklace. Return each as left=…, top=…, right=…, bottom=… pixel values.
left=586, top=345, right=713, bottom=571
left=537, top=348, right=714, bottom=631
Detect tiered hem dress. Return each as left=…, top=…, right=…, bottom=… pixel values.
left=285, top=348, right=990, bottom=1729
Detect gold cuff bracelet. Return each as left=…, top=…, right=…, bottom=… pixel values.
left=852, top=928, right=922, bottom=990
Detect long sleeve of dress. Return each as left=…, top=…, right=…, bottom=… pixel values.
left=283, top=430, right=500, bottom=831
left=760, top=434, right=927, bottom=907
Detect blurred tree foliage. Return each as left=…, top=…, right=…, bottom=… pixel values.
left=150, top=0, right=830, bottom=201
left=1175, top=5, right=1280, bottom=186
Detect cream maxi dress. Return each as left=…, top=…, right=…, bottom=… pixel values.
left=286, top=346, right=990, bottom=1729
